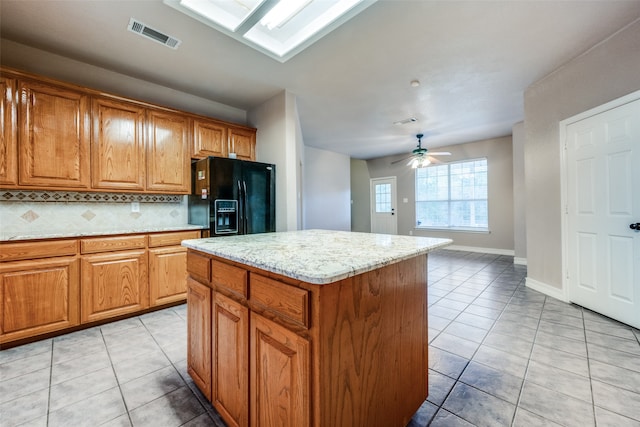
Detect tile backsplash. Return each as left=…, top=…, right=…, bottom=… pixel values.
left=0, top=191, right=189, bottom=236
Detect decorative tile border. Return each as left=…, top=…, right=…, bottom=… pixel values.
left=0, top=190, right=183, bottom=203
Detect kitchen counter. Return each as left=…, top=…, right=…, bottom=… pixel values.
left=1, top=224, right=204, bottom=242
left=181, top=229, right=451, bottom=284
left=184, top=229, right=451, bottom=426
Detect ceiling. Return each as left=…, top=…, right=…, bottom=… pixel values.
left=2, top=1, right=639, bottom=159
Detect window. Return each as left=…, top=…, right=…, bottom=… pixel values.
left=415, top=158, right=488, bottom=230
left=375, top=183, right=392, bottom=213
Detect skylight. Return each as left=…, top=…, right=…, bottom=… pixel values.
left=164, top=0, right=376, bottom=62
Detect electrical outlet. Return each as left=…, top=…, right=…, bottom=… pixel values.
left=131, top=201, right=140, bottom=213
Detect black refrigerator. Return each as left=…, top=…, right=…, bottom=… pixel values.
left=188, top=157, right=276, bottom=236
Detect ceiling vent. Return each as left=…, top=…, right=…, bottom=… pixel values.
left=127, top=18, right=181, bottom=49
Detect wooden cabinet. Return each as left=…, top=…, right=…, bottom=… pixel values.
left=147, top=109, right=190, bottom=193
left=81, top=249, right=148, bottom=323
left=192, top=118, right=227, bottom=159
left=250, top=312, right=309, bottom=427
left=0, top=256, right=79, bottom=344
left=148, top=230, right=200, bottom=306
left=18, top=79, right=90, bottom=189
left=228, top=126, right=256, bottom=161
left=91, top=96, right=146, bottom=191
left=213, top=292, right=249, bottom=427
left=0, top=76, right=18, bottom=186
left=187, top=276, right=212, bottom=400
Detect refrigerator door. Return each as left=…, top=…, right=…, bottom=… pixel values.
left=241, top=162, right=275, bottom=234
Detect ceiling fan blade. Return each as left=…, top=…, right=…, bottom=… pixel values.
left=428, top=152, right=451, bottom=156
left=391, top=154, right=415, bottom=164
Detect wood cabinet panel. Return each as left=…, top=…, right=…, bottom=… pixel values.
left=0, top=239, right=78, bottom=262
left=192, top=118, right=227, bottom=159
left=187, top=277, right=212, bottom=400
left=250, top=274, right=309, bottom=329
left=149, top=246, right=188, bottom=306
left=19, top=80, right=90, bottom=189
left=146, top=109, right=190, bottom=193
left=81, top=249, right=148, bottom=323
left=212, top=260, right=247, bottom=298
left=80, top=235, right=147, bottom=254
left=213, top=292, right=249, bottom=427
left=228, top=127, right=255, bottom=161
left=0, top=76, right=18, bottom=186
left=250, top=312, right=309, bottom=427
left=187, top=250, right=211, bottom=283
left=91, top=97, right=146, bottom=191
left=148, top=230, right=200, bottom=248
left=0, top=257, right=79, bottom=343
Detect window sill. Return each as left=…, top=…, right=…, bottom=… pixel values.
left=415, top=227, right=490, bottom=234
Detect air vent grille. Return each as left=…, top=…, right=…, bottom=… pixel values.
left=127, top=18, right=181, bottom=49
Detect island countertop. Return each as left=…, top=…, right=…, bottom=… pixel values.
left=182, top=229, right=452, bottom=284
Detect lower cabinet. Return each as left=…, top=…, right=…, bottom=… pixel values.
left=0, top=256, right=79, bottom=343
left=81, top=249, right=148, bottom=323
left=213, top=292, right=249, bottom=427
left=149, top=245, right=189, bottom=306
left=187, top=277, right=212, bottom=400
left=250, top=312, right=310, bottom=427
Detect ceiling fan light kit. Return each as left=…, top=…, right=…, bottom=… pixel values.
left=392, top=133, right=451, bottom=168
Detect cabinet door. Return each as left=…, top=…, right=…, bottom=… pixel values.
left=228, top=127, right=256, bottom=161
left=149, top=245, right=188, bottom=306
left=250, top=313, right=310, bottom=427
left=0, top=257, right=79, bottom=344
left=147, top=109, right=190, bottom=193
left=0, top=76, right=17, bottom=186
left=193, top=118, right=227, bottom=159
left=19, top=80, right=90, bottom=189
left=213, top=293, right=249, bottom=427
left=81, top=249, right=148, bottom=323
left=187, top=277, right=212, bottom=400
left=92, top=97, right=145, bottom=191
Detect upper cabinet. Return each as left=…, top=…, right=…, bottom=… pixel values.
left=0, top=67, right=258, bottom=194
left=91, top=96, right=146, bottom=191
left=192, top=118, right=227, bottom=158
left=18, top=79, right=91, bottom=189
left=0, top=76, right=18, bottom=186
left=147, top=108, right=190, bottom=193
left=228, top=126, right=256, bottom=161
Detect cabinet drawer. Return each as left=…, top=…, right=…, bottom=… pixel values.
left=187, top=250, right=211, bottom=284
left=80, top=235, right=146, bottom=254
left=250, top=274, right=309, bottom=328
left=0, top=239, right=78, bottom=261
left=212, top=260, right=247, bottom=298
left=148, top=230, right=201, bottom=248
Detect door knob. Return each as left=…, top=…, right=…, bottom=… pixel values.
left=631, top=223, right=640, bottom=230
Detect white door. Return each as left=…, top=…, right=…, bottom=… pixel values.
left=370, top=177, right=397, bottom=235
left=564, top=96, right=640, bottom=328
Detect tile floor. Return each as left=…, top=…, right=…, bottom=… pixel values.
left=1, top=249, right=639, bottom=426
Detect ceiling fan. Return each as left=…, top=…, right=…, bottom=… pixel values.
left=391, top=134, right=451, bottom=168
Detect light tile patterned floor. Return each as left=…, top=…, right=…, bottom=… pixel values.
left=1, top=249, right=639, bottom=426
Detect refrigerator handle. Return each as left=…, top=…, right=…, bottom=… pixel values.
left=242, top=180, right=248, bottom=233
left=237, top=180, right=243, bottom=233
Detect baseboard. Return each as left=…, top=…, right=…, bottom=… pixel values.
left=525, top=277, right=568, bottom=302
left=443, top=245, right=515, bottom=256
left=513, top=257, right=527, bottom=266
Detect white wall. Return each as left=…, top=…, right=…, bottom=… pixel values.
left=524, top=19, right=640, bottom=292
left=303, top=147, right=351, bottom=231
left=512, top=122, right=527, bottom=263
left=350, top=159, right=371, bottom=232
left=248, top=90, right=303, bottom=231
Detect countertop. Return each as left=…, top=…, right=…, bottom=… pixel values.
left=182, top=229, right=452, bottom=284
left=0, top=224, right=204, bottom=242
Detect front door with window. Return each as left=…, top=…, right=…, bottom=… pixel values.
left=370, top=177, right=397, bottom=235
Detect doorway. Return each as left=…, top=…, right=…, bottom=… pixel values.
left=561, top=92, right=640, bottom=328
left=370, top=176, right=397, bottom=235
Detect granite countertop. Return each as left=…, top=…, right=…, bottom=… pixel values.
left=182, top=229, right=452, bottom=284
left=1, top=224, right=204, bottom=242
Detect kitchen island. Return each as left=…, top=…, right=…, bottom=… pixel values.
left=182, top=229, right=451, bottom=427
